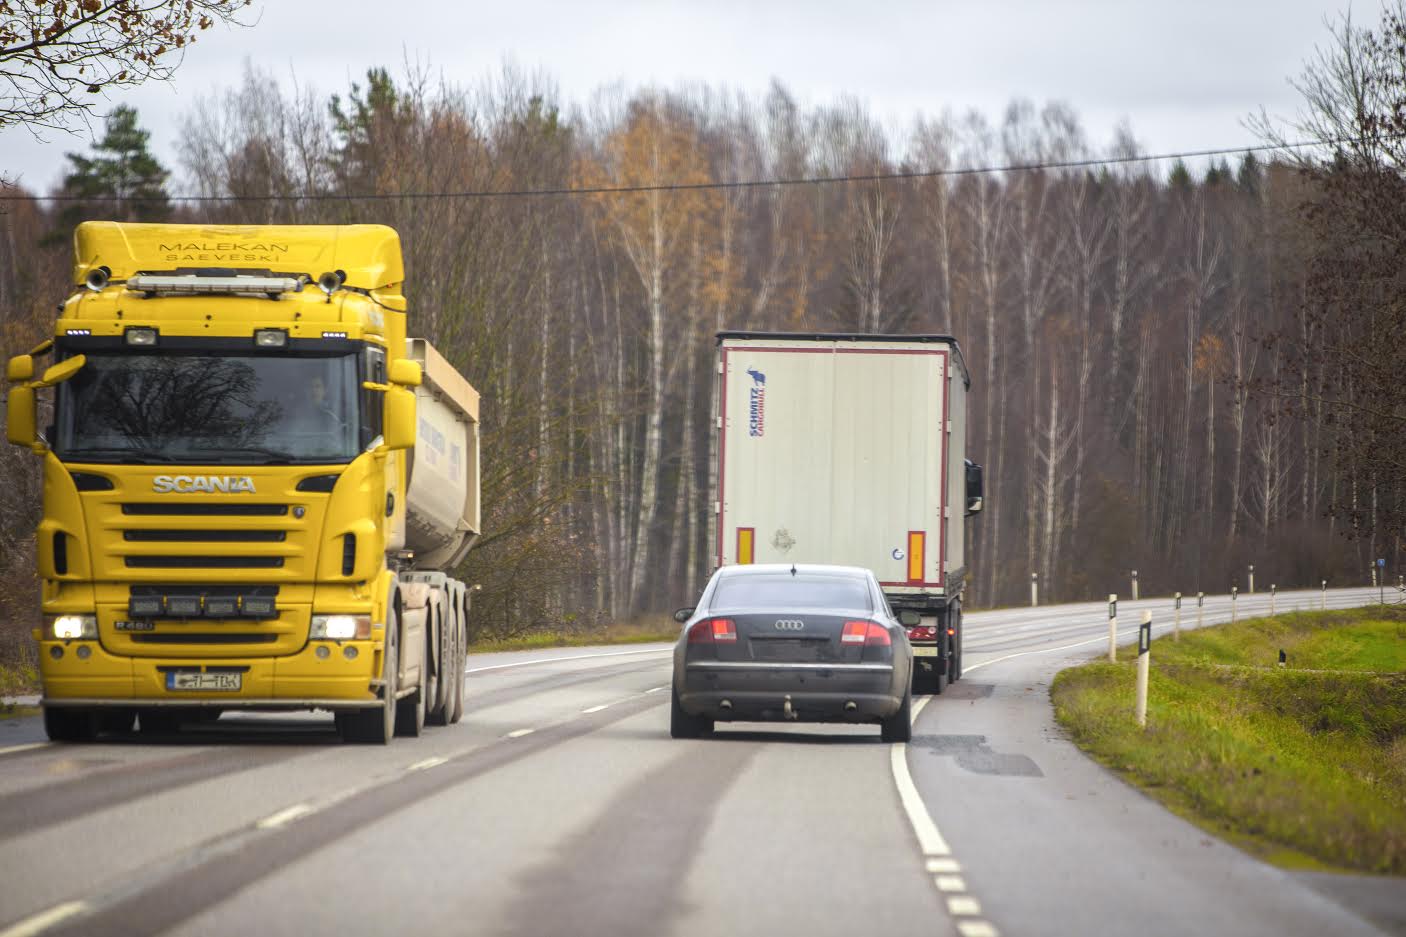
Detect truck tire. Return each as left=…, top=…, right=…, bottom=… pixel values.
left=880, top=686, right=913, bottom=743
left=669, top=687, right=713, bottom=739
left=395, top=625, right=427, bottom=737
left=447, top=614, right=465, bottom=725
left=339, top=614, right=398, bottom=744
left=139, top=709, right=183, bottom=735
left=44, top=706, right=97, bottom=742
left=427, top=602, right=450, bottom=726
left=914, top=656, right=947, bottom=695
left=99, top=708, right=136, bottom=734
left=949, top=606, right=963, bottom=682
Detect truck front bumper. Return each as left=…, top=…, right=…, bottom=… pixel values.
left=38, top=638, right=383, bottom=710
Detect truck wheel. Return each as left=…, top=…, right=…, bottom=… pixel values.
left=427, top=604, right=450, bottom=727
left=447, top=619, right=465, bottom=725
left=44, top=707, right=97, bottom=742
left=339, top=617, right=398, bottom=744
left=913, top=659, right=946, bottom=695
left=880, top=686, right=913, bottom=743
left=669, top=687, right=713, bottom=739
left=395, top=629, right=427, bottom=737
left=949, top=607, right=963, bottom=682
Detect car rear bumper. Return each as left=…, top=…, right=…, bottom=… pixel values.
left=680, top=661, right=901, bottom=722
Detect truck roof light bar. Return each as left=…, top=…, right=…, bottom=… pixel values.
left=127, top=274, right=303, bottom=298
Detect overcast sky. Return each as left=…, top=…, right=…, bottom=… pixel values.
left=0, top=0, right=1342, bottom=193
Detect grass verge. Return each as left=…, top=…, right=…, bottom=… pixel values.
left=0, top=660, right=39, bottom=698
left=468, top=617, right=676, bottom=655
left=1052, top=606, right=1406, bottom=876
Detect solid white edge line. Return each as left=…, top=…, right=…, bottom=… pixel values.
left=0, top=742, right=50, bottom=757
left=0, top=902, right=88, bottom=937
left=504, top=728, right=535, bottom=739
left=891, top=695, right=950, bottom=857
left=256, top=804, right=313, bottom=830
left=0, top=901, right=88, bottom=937
left=465, top=647, right=670, bottom=674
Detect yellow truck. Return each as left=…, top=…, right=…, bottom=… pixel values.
left=5, top=222, right=481, bottom=744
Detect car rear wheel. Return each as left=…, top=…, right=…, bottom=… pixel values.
left=669, top=687, right=713, bottom=739
left=880, top=687, right=912, bottom=743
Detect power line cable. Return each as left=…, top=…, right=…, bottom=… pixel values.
left=0, top=136, right=1342, bottom=203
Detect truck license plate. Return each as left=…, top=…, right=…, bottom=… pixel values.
left=166, top=672, right=241, bottom=692
left=912, top=646, right=938, bottom=657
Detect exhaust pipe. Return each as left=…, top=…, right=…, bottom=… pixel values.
left=844, top=701, right=857, bottom=712
left=719, top=699, right=733, bottom=711
left=783, top=695, right=797, bottom=720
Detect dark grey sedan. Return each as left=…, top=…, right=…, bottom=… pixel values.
left=670, top=564, right=917, bottom=742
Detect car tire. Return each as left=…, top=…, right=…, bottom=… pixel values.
left=44, top=706, right=97, bottom=742
left=881, top=687, right=913, bottom=743
left=669, top=687, right=713, bottom=739
left=339, top=613, right=398, bottom=744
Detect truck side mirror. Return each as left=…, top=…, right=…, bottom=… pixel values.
left=7, top=354, right=34, bottom=382
left=389, top=359, right=422, bottom=387
left=382, top=386, right=417, bottom=450
left=6, top=384, right=36, bottom=447
left=965, top=460, right=984, bottom=516
left=37, top=356, right=85, bottom=387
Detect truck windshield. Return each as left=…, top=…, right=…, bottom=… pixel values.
left=55, top=353, right=360, bottom=464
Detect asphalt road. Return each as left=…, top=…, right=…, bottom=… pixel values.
left=0, top=586, right=1401, bottom=937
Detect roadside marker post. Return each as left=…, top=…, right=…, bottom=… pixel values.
left=1131, top=570, right=1139, bottom=601
left=1108, top=594, right=1118, bottom=663
left=1173, top=592, right=1182, bottom=641
left=1196, top=592, right=1204, bottom=631
left=1270, top=584, right=1276, bottom=617
left=1135, top=612, right=1152, bottom=728
left=1248, top=564, right=1255, bottom=595
left=1321, top=580, right=1327, bottom=611
left=1031, top=573, right=1038, bottom=608
left=1231, top=586, right=1238, bottom=625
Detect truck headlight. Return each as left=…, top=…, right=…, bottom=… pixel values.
left=310, top=614, right=371, bottom=640
left=48, top=615, right=97, bottom=640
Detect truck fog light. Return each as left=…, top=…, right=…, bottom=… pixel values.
left=49, top=614, right=97, bottom=639
left=343, top=646, right=358, bottom=660
left=124, top=327, right=158, bottom=346
left=310, top=614, right=371, bottom=640
left=50, top=646, right=63, bottom=660
left=254, top=328, right=287, bottom=348
left=76, top=645, right=91, bottom=660
left=315, top=645, right=331, bottom=660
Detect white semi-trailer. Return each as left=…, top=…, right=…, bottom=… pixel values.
left=710, top=332, right=983, bottom=694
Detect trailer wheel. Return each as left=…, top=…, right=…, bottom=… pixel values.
left=43, top=706, right=97, bottom=742
left=339, top=610, right=398, bottom=744
left=426, top=601, right=449, bottom=727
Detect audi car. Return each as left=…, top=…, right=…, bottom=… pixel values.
left=670, top=564, right=917, bottom=742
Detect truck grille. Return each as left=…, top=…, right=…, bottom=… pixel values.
left=121, top=502, right=288, bottom=516
left=125, top=555, right=286, bottom=569
left=123, top=530, right=286, bottom=542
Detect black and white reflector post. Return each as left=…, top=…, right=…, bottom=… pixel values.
left=1136, top=611, right=1152, bottom=728
left=1173, top=592, right=1182, bottom=642
left=1108, top=594, right=1118, bottom=663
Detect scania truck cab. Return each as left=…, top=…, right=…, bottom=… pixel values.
left=6, top=222, right=481, bottom=744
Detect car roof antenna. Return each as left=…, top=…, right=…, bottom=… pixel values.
left=790, top=564, right=797, bottom=576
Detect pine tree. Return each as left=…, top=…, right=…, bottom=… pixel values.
left=54, top=106, right=170, bottom=233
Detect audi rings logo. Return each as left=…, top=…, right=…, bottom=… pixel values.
left=773, top=619, right=805, bottom=631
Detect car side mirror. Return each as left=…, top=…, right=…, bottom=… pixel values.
left=898, top=610, right=921, bottom=627
left=673, top=607, right=695, bottom=623
left=965, top=460, right=985, bottom=516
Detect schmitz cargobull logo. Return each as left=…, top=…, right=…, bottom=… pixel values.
left=152, top=475, right=257, bottom=494
left=747, top=368, right=766, bottom=437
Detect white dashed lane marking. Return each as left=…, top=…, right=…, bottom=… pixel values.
left=504, top=728, right=535, bottom=739
left=407, top=756, right=448, bottom=772
left=581, top=704, right=609, bottom=714
left=464, top=647, right=669, bottom=674
left=255, top=804, right=313, bottom=830
left=0, top=901, right=88, bottom=937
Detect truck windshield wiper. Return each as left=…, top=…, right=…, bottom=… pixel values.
left=188, top=445, right=304, bottom=464
left=62, top=446, right=175, bottom=463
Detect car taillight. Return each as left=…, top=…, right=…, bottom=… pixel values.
left=844, top=620, right=890, bottom=646
left=689, top=617, right=736, bottom=644
left=907, top=625, right=936, bottom=641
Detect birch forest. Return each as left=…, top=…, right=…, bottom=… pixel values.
left=3, top=9, right=1404, bottom=639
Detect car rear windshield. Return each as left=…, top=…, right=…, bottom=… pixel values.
left=710, top=575, right=872, bottom=612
